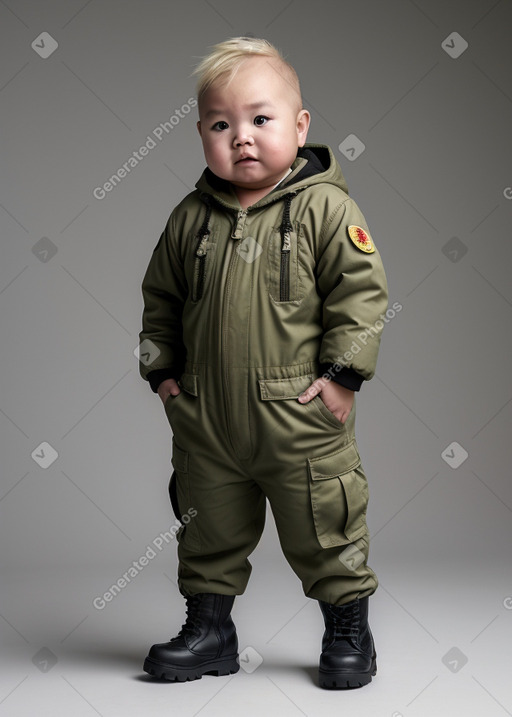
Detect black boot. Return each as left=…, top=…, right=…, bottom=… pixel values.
left=318, top=596, right=377, bottom=689
left=143, top=592, right=240, bottom=681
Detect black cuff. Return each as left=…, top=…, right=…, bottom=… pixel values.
left=147, top=368, right=181, bottom=393
left=318, top=363, right=365, bottom=391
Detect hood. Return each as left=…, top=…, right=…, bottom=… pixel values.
left=194, top=143, right=349, bottom=211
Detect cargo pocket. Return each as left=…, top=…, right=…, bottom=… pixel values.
left=258, top=373, right=314, bottom=400
left=308, top=440, right=368, bottom=548
left=258, top=373, right=344, bottom=433
left=170, top=438, right=201, bottom=550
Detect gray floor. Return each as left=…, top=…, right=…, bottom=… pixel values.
left=2, top=545, right=510, bottom=717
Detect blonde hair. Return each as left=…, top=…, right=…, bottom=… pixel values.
left=192, top=36, right=302, bottom=110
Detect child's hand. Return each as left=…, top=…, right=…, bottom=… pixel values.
left=298, top=378, right=354, bottom=424
left=157, top=378, right=181, bottom=404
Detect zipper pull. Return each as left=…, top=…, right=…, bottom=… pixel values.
left=195, top=233, right=209, bottom=257
left=281, top=231, right=291, bottom=253
left=231, top=210, right=248, bottom=239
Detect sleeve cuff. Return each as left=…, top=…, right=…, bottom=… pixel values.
left=318, top=363, right=365, bottom=391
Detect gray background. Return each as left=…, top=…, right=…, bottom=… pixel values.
left=1, top=0, right=511, bottom=715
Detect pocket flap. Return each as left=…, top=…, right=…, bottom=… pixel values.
left=308, top=440, right=361, bottom=480
left=178, top=372, right=198, bottom=396
left=259, top=374, right=313, bottom=400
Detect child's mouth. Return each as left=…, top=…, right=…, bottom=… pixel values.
left=236, top=157, right=257, bottom=164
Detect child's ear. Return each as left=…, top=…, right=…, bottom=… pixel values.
left=196, top=120, right=202, bottom=137
left=296, top=109, right=311, bottom=147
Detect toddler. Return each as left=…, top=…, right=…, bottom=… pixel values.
left=138, top=36, right=388, bottom=689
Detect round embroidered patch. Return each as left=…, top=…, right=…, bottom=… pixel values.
left=347, top=225, right=375, bottom=253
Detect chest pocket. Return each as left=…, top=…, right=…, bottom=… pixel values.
left=266, top=191, right=308, bottom=303
left=189, top=199, right=217, bottom=303
left=191, top=228, right=217, bottom=302
left=267, top=219, right=306, bottom=303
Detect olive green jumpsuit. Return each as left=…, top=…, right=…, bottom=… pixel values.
left=139, top=143, right=388, bottom=606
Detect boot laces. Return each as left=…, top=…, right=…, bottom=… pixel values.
left=170, top=594, right=204, bottom=641
left=327, top=599, right=360, bottom=639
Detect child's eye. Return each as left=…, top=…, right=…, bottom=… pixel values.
left=254, top=115, right=269, bottom=126
left=212, top=121, right=229, bottom=131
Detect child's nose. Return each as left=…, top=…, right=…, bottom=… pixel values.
left=233, top=130, right=254, bottom=147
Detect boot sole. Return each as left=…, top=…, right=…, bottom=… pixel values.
left=319, top=656, right=377, bottom=689
left=143, top=655, right=240, bottom=682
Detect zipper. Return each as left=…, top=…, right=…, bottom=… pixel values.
left=231, top=209, right=248, bottom=239
left=280, top=229, right=291, bottom=301
left=193, top=232, right=209, bottom=301
left=222, top=208, right=248, bottom=451
left=194, top=207, right=247, bottom=302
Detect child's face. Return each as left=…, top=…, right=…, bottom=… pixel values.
left=197, top=56, right=310, bottom=194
